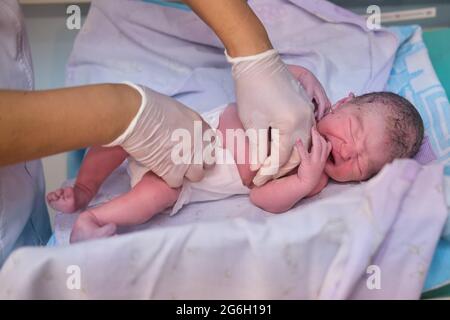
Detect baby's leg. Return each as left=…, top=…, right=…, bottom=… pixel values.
left=47, top=146, right=128, bottom=213
left=70, top=172, right=180, bottom=243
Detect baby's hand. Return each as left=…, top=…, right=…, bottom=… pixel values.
left=295, top=127, right=332, bottom=192
left=288, top=65, right=331, bottom=120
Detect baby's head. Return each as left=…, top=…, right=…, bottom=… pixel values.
left=317, top=92, right=424, bottom=182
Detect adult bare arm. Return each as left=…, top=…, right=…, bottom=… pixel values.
left=0, top=83, right=213, bottom=187
left=0, top=84, right=140, bottom=167
left=182, top=0, right=272, bottom=57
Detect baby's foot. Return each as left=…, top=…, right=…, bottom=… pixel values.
left=47, top=184, right=93, bottom=213
left=70, top=211, right=117, bottom=243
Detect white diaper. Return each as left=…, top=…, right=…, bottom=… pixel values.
left=127, top=105, right=250, bottom=215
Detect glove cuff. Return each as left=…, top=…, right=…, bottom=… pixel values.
left=225, top=48, right=279, bottom=64
left=103, top=81, right=148, bottom=147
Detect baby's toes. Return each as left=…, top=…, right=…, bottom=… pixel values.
left=47, top=189, right=63, bottom=202
left=48, top=187, right=78, bottom=213
left=61, top=187, right=75, bottom=200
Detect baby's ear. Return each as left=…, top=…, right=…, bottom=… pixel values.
left=333, top=93, right=355, bottom=110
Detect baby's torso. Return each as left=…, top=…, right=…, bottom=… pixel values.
left=196, top=103, right=255, bottom=187
left=208, top=103, right=256, bottom=187
left=127, top=103, right=253, bottom=188
left=165, top=104, right=252, bottom=215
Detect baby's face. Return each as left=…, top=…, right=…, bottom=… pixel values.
left=316, top=101, right=391, bottom=182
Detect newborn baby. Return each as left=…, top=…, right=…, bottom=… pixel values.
left=47, top=68, right=424, bottom=243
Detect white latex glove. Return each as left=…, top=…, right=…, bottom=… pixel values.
left=105, top=82, right=215, bottom=188
left=227, top=49, right=315, bottom=186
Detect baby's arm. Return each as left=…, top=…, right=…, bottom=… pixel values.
left=308, top=173, right=329, bottom=197
left=250, top=174, right=313, bottom=213
left=250, top=127, right=331, bottom=213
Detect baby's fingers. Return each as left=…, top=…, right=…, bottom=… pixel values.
left=317, top=136, right=328, bottom=161
left=295, top=139, right=309, bottom=162
left=311, top=127, right=323, bottom=159
left=321, top=141, right=332, bottom=162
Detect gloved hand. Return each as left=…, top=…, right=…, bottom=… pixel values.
left=105, top=82, right=215, bottom=188
left=227, top=49, right=315, bottom=186
left=287, top=65, right=331, bottom=120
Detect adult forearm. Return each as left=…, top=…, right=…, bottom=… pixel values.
left=182, top=0, right=272, bottom=57
left=0, top=84, right=140, bottom=166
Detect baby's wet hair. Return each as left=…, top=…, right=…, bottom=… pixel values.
left=352, top=92, right=424, bottom=160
